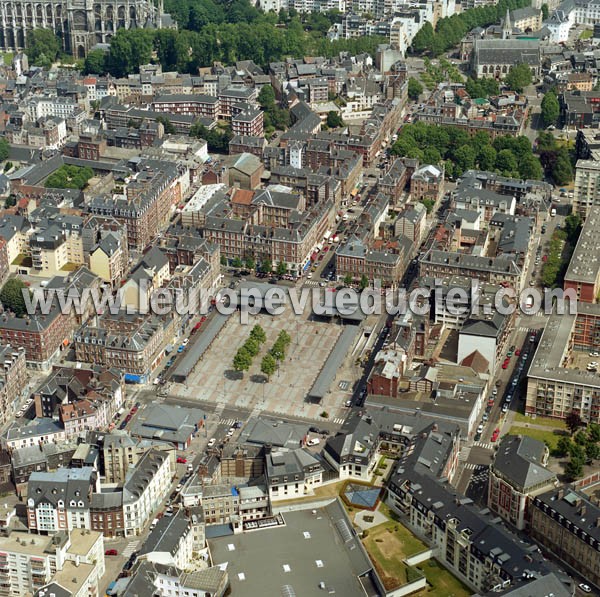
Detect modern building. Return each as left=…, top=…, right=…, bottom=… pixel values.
left=525, top=302, right=600, bottom=422
left=0, top=344, right=26, bottom=427
left=564, top=205, right=600, bottom=303
left=265, top=448, right=324, bottom=501
left=488, top=435, right=557, bottom=530
left=26, top=467, right=97, bottom=533
left=573, top=159, right=600, bottom=219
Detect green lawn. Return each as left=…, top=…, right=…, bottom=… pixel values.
left=2, top=53, right=13, bottom=66
left=415, top=559, right=471, bottom=597
left=513, top=413, right=566, bottom=430
left=580, top=29, right=593, bottom=39
left=508, top=425, right=565, bottom=451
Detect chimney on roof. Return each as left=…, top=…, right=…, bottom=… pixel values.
left=558, top=489, right=564, bottom=499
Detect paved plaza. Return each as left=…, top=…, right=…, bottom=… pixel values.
left=170, top=309, right=355, bottom=420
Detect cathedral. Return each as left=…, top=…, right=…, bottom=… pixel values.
left=0, top=0, right=166, bottom=57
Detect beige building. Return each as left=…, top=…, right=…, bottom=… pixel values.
left=102, top=432, right=144, bottom=484
left=89, top=232, right=128, bottom=288
left=574, top=159, right=600, bottom=219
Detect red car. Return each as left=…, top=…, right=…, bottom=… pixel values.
left=176, top=457, right=187, bottom=464
left=502, top=362, right=509, bottom=369
left=488, top=398, right=495, bottom=407
left=105, top=549, right=118, bottom=556
left=491, top=428, right=500, bottom=442
left=515, top=349, right=521, bottom=356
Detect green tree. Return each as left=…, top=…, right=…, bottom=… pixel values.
left=0, top=278, right=29, bottom=317
left=586, top=441, right=600, bottom=462
left=589, top=423, right=600, bottom=443
left=244, top=337, right=260, bottom=358
left=156, top=116, right=176, bottom=134
left=477, top=145, right=497, bottom=171
left=259, top=258, right=273, bottom=274
left=564, top=213, right=582, bottom=242
left=0, top=139, right=9, bottom=163
left=541, top=4, right=549, bottom=19
left=407, top=77, right=423, bottom=101
left=555, top=436, right=573, bottom=457
left=261, top=353, right=277, bottom=380
left=359, top=274, right=369, bottom=290
left=270, top=339, right=285, bottom=361
left=423, top=147, right=442, bottom=165
left=250, top=324, right=266, bottom=344
left=233, top=347, right=252, bottom=374
left=326, top=111, right=344, bottom=128
left=277, top=330, right=291, bottom=346
left=232, top=257, right=243, bottom=269
left=574, top=430, right=588, bottom=445
left=410, top=22, right=434, bottom=54
left=25, top=29, right=60, bottom=68
left=454, top=145, right=476, bottom=172
left=258, top=85, right=276, bottom=109
left=541, top=91, right=560, bottom=128
left=276, top=261, right=287, bottom=276
left=343, top=273, right=353, bottom=286
left=83, top=49, right=107, bottom=75
left=45, top=165, right=94, bottom=190
left=519, top=154, right=543, bottom=180
left=504, top=63, right=533, bottom=93
left=496, top=149, right=519, bottom=175
left=564, top=455, right=583, bottom=480
left=245, top=257, right=256, bottom=271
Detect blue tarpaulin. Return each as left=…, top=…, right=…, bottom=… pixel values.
left=124, top=374, right=143, bottom=384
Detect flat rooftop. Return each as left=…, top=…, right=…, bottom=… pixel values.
left=564, top=205, right=600, bottom=285
left=208, top=501, right=378, bottom=597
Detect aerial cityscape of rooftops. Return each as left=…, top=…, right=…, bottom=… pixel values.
left=1, top=0, right=600, bottom=595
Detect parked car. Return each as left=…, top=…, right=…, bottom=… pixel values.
left=502, top=362, right=509, bottom=369
left=579, top=584, right=592, bottom=593
left=105, top=549, right=118, bottom=556
left=491, top=428, right=500, bottom=442
left=226, top=427, right=235, bottom=437
left=177, top=345, right=185, bottom=353
left=176, top=457, right=187, bottom=464
left=502, top=403, right=509, bottom=413
left=309, top=426, right=320, bottom=433
left=477, top=424, right=484, bottom=434
left=207, top=438, right=216, bottom=448
left=175, top=484, right=183, bottom=492
left=515, top=349, right=521, bottom=356
left=307, top=437, right=321, bottom=446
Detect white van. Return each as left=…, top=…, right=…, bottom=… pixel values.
left=150, top=518, right=159, bottom=530
left=550, top=208, right=556, bottom=217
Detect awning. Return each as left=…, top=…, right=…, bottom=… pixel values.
left=62, top=339, right=69, bottom=347
left=124, top=374, right=143, bottom=384
left=350, top=188, right=359, bottom=197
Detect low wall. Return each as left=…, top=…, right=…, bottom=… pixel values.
left=404, top=549, right=436, bottom=567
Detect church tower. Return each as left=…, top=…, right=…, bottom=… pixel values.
left=502, top=8, right=512, bottom=39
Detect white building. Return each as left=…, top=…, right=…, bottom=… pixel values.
left=123, top=448, right=173, bottom=537
left=139, top=511, right=194, bottom=570
left=574, top=159, right=600, bottom=219
left=0, top=529, right=104, bottom=597
left=266, top=449, right=324, bottom=502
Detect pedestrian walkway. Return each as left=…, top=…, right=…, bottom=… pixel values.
left=473, top=441, right=494, bottom=450
left=458, top=446, right=471, bottom=461
left=122, top=541, right=139, bottom=558
left=463, top=462, right=485, bottom=471
left=303, top=281, right=320, bottom=287
left=332, top=417, right=345, bottom=425
left=219, top=417, right=237, bottom=426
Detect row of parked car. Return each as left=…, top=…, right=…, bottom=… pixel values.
left=16, top=397, right=33, bottom=418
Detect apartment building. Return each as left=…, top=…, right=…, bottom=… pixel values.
left=218, top=87, right=258, bottom=120
left=152, top=94, right=220, bottom=120
left=395, top=203, right=427, bottom=244
left=530, top=488, right=600, bottom=588
left=266, top=448, right=324, bottom=502
left=201, top=484, right=240, bottom=525
left=526, top=302, right=600, bottom=422
left=488, top=435, right=557, bottom=531
left=410, top=164, right=445, bottom=206
left=231, top=105, right=264, bottom=138
left=0, top=345, right=26, bottom=426
left=123, top=448, right=173, bottom=536
left=573, top=159, right=600, bottom=219
left=139, top=511, right=193, bottom=570
left=5, top=418, right=67, bottom=451
left=87, top=160, right=182, bottom=251
left=102, top=432, right=144, bottom=484
left=88, top=231, right=128, bottom=289
left=0, top=529, right=104, bottom=597
left=0, top=303, right=72, bottom=371
left=26, top=467, right=97, bottom=533
left=564, top=205, right=600, bottom=303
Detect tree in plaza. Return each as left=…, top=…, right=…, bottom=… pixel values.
left=504, top=63, right=532, bottom=93
left=343, top=273, right=353, bottom=286
left=566, top=411, right=584, bottom=434
left=276, top=261, right=287, bottom=276
left=260, top=353, right=277, bottom=380
left=586, top=440, right=600, bottom=463
left=277, top=330, right=291, bottom=347
left=243, top=337, right=260, bottom=358
left=359, top=274, right=369, bottom=290
left=250, top=324, right=266, bottom=345
left=407, top=77, right=423, bottom=101
left=232, top=347, right=252, bottom=374
left=270, top=339, right=285, bottom=361
left=541, top=90, right=560, bottom=128
left=232, top=257, right=243, bottom=269
left=0, top=278, right=29, bottom=318
left=245, top=257, right=256, bottom=271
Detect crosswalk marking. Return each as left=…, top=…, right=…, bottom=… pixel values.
left=219, top=418, right=237, bottom=426
left=473, top=441, right=494, bottom=450
left=304, top=281, right=320, bottom=287
left=333, top=417, right=345, bottom=425
left=463, top=462, right=489, bottom=471
left=122, top=541, right=139, bottom=558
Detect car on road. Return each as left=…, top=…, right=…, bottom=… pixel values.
left=502, top=403, right=509, bottom=413
left=176, top=457, right=187, bottom=464
left=474, top=432, right=482, bottom=442
left=529, top=335, right=536, bottom=343
left=512, top=378, right=518, bottom=386
left=492, top=389, right=498, bottom=396
left=477, top=424, right=484, bottom=434
left=226, top=427, right=235, bottom=437
left=307, top=437, right=321, bottom=446
left=175, top=484, right=183, bottom=492
left=590, top=352, right=600, bottom=357
left=515, top=349, right=521, bottom=356
left=502, top=362, right=509, bottom=369
left=207, top=438, right=216, bottom=448
left=491, top=428, right=500, bottom=442
left=309, top=426, right=320, bottom=433
left=105, top=549, right=118, bottom=556
left=482, top=413, right=489, bottom=422
left=579, top=584, right=592, bottom=593
left=183, top=338, right=189, bottom=346
left=345, top=400, right=353, bottom=407
left=488, top=398, right=495, bottom=407
left=166, top=358, right=175, bottom=367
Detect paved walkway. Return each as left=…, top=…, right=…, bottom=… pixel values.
left=354, top=508, right=387, bottom=531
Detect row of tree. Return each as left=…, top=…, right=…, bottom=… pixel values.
left=540, top=214, right=582, bottom=287
left=83, top=23, right=386, bottom=78
left=261, top=329, right=292, bottom=380
left=391, top=122, right=543, bottom=180
left=232, top=324, right=267, bottom=374
left=410, top=0, right=531, bottom=56
left=45, top=165, right=95, bottom=190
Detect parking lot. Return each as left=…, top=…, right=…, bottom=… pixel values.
left=571, top=349, right=600, bottom=372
